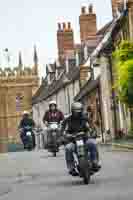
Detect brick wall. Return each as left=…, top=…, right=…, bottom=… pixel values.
left=57, top=22, right=74, bottom=63
left=79, top=5, right=97, bottom=42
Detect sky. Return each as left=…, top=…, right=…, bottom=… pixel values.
left=0, top=0, right=112, bottom=76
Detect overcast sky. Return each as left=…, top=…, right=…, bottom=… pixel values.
left=0, top=0, right=112, bottom=76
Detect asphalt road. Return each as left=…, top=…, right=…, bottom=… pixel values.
left=0, top=147, right=133, bottom=200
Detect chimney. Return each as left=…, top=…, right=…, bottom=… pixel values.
left=112, top=0, right=120, bottom=17
left=112, top=0, right=133, bottom=38
left=68, top=22, right=71, bottom=30
left=57, top=23, right=64, bottom=63
left=58, top=23, right=61, bottom=30
left=57, top=21, right=74, bottom=64
left=89, top=4, right=93, bottom=13
left=111, top=0, right=129, bottom=17
left=63, top=22, right=74, bottom=52
left=79, top=4, right=97, bottom=42
left=63, top=22, right=66, bottom=30
left=80, top=64, right=90, bottom=87
left=81, top=6, right=86, bottom=14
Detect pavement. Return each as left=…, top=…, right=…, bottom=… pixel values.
left=0, top=147, right=133, bottom=200
left=97, top=136, right=133, bottom=151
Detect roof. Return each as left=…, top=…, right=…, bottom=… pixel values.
left=32, top=66, right=80, bottom=104
left=97, top=21, right=113, bottom=36
left=83, top=9, right=128, bottom=67
left=74, top=77, right=100, bottom=101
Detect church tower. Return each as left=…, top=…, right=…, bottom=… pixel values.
left=33, top=45, right=38, bottom=75
left=0, top=48, right=39, bottom=153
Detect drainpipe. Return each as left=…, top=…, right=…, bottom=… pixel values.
left=108, top=55, right=118, bottom=139
left=97, top=85, right=104, bottom=143
left=67, top=87, right=71, bottom=113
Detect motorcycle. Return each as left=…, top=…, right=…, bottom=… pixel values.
left=66, top=132, right=99, bottom=184
left=47, top=122, right=60, bottom=157
left=20, top=126, right=35, bottom=151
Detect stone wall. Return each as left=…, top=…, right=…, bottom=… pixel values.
left=0, top=68, right=39, bottom=152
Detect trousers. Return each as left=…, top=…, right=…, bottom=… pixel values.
left=65, top=138, right=98, bottom=171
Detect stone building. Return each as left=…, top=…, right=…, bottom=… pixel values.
left=0, top=47, right=39, bottom=152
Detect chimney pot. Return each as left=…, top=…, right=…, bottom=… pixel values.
left=68, top=22, right=71, bottom=29
left=58, top=23, right=61, bottom=30
left=89, top=4, right=93, bottom=13
left=81, top=6, right=86, bottom=14
left=63, top=22, right=66, bottom=30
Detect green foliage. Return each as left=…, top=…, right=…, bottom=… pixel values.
left=113, top=41, right=133, bottom=106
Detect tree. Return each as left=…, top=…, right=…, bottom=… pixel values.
left=113, top=41, right=133, bottom=130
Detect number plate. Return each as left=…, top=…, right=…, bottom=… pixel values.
left=76, top=140, right=84, bottom=146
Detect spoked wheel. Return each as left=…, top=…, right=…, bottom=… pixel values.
left=79, top=159, right=91, bottom=185
left=53, top=151, right=56, bottom=157
left=83, top=170, right=90, bottom=184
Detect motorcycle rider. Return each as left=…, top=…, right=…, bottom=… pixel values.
left=19, top=111, right=36, bottom=149
left=43, top=101, right=64, bottom=147
left=62, top=102, right=100, bottom=176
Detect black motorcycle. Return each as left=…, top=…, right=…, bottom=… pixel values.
left=20, top=126, right=35, bottom=151
left=66, top=132, right=100, bottom=184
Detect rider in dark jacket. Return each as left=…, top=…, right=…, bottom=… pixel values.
left=62, top=102, right=100, bottom=176
left=19, top=111, right=35, bottom=149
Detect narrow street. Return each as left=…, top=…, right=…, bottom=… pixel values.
left=0, top=147, right=133, bottom=200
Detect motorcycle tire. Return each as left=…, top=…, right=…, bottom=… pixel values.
left=79, top=159, right=90, bottom=185
left=83, top=171, right=90, bottom=185
left=53, top=151, right=56, bottom=157
left=27, top=146, right=32, bottom=151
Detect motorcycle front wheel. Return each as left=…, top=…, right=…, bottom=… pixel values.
left=53, top=151, right=56, bottom=157
left=79, top=159, right=90, bottom=184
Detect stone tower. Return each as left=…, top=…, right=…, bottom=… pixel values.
left=0, top=48, right=39, bottom=153
left=57, top=22, right=74, bottom=64
left=79, top=4, right=97, bottom=42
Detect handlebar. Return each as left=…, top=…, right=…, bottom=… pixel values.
left=65, top=132, right=85, bottom=139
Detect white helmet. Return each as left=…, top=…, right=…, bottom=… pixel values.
left=23, top=110, right=29, bottom=115
left=49, top=100, right=57, bottom=107
left=71, top=102, right=83, bottom=113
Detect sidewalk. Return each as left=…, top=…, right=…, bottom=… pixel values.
left=112, top=138, right=133, bottom=151
left=98, top=137, right=133, bottom=151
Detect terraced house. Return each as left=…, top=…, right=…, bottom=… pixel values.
left=32, top=5, right=104, bottom=127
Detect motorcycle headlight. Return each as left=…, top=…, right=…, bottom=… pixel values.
left=50, top=124, right=58, bottom=130
left=27, top=131, right=32, bottom=136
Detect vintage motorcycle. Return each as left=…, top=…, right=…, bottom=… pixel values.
left=47, top=122, right=60, bottom=157
left=66, top=132, right=100, bottom=184
left=20, top=126, right=35, bottom=151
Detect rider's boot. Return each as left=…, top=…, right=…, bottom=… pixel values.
left=92, top=160, right=101, bottom=172
left=69, top=168, right=79, bottom=176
